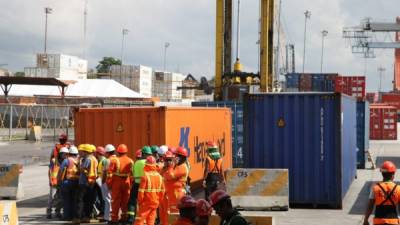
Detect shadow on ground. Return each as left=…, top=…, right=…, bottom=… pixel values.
left=17, top=194, right=48, bottom=208
left=348, top=181, right=373, bottom=215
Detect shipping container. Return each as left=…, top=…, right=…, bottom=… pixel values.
left=299, top=74, right=312, bottom=91
left=381, top=93, right=400, bottom=111
left=192, top=101, right=244, bottom=167
left=244, top=93, right=357, bottom=208
left=366, top=92, right=380, bottom=103
left=370, top=104, right=397, bottom=140
left=284, top=73, right=300, bottom=88
left=356, top=101, right=370, bottom=169
left=311, top=74, right=338, bottom=92
left=74, top=107, right=232, bottom=186
left=335, top=76, right=366, bottom=100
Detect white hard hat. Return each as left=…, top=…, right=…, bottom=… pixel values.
left=105, top=144, right=116, bottom=153
left=59, top=147, right=69, bottom=154
left=158, top=145, right=168, bottom=156
left=69, top=146, right=79, bottom=155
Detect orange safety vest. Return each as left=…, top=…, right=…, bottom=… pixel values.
left=137, top=166, right=165, bottom=208
left=113, top=155, right=133, bottom=177
left=49, top=158, right=60, bottom=186
left=81, top=155, right=98, bottom=184
left=164, top=163, right=189, bottom=189
left=373, top=181, right=400, bottom=225
left=207, top=157, right=223, bottom=174
left=65, top=157, right=79, bottom=180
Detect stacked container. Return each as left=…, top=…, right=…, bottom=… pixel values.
left=381, top=93, right=400, bottom=113
left=335, top=76, right=366, bottom=100
left=299, top=74, right=312, bottom=91
left=366, top=92, right=380, bottom=103
left=244, top=93, right=357, bottom=208
left=356, top=101, right=370, bottom=169
left=311, top=74, right=337, bottom=92
left=370, top=104, right=398, bottom=140
left=285, top=73, right=299, bottom=91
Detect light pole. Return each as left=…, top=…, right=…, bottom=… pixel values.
left=44, top=7, right=53, bottom=53
left=378, top=66, right=386, bottom=92
left=320, top=30, right=328, bottom=73
left=163, top=42, right=170, bottom=71
left=120, top=28, right=129, bottom=80
left=302, top=10, right=311, bottom=74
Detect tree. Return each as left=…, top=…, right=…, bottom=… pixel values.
left=14, top=72, right=25, bottom=77
left=96, top=57, right=121, bottom=73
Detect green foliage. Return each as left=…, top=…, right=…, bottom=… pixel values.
left=96, top=57, right=121, bottom=73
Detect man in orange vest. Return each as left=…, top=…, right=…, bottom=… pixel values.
left=171, top=196, right=197, bottom=225
left=76, top=144, right=98, bottom=224
left=159, top=150, right=174, bottom=225
left=59, top=146, right=80, bottom=221
left=364, top=161, right=400, bottom=225
left=107, top=144, right=133, bottom=225
left=47, top=133, right=69, bottom=219
left=134, top=156, right=165, bottom=225
left=163, top=147, right=190, bottom=213
left=203, top=141, right=225, bottom=200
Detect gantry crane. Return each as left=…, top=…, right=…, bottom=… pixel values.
left=214, top=0, right=274, bottom=100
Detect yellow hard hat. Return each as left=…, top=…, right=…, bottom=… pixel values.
left=88, top=144, right=96, bottom=153
left=78, top=144, right=88, bottom=151
left=78, top=144, right=95, bottom=153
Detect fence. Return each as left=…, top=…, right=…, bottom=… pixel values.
left=0, top=104, right=100, bottom=141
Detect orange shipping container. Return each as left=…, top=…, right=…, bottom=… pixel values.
left=74, top=107, right=232, bottom=187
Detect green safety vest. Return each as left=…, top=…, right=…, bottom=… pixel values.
left=133, top=159, right=146, bottom=183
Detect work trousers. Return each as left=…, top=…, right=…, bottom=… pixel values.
left=134, top=205, right=158, bottom=225
left=127, top=182, right=140, bottom=222
left=97, top=180, right=111, bottom=221
left=205, top=173, right=222, bottom=200
left=110, top=176, right=131, bottom=222
left=159, top=193, right=169, bottom=225
left=94, top=179, right=105, bottom=216
left=46, top=186, right=62, bottom=216
left=61, top=180, right=79, bottom=220
left=166, top=187, right=185, bottom=213
left=76, top=184, right=96, bottom=219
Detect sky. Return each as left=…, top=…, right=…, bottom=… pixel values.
left=0, top=0, right=399, bottom=92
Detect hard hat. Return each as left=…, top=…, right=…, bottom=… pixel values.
left=150, top=145, right=159, bottom=154
left=105, top=144, right=116, bottom=153
left=87, top=144, right=96, bottom=153
left=196, top=199, right=212, bottom=216
left=176, top=147, right=188, bottom=157
left=135, top=149, right=142, bottom=158
left=146, top=156, right=157, bottom=165
left=142, top=146, right=152, bottom=155
left=59, top=133, right=67, bottom=140
left=209, top=190, right=230, bottom=206
left=96, top=146, right=105, bottom=155
left=59, top=147, right=69, bottom=154
left=117, top=144, right=128, bottom=154
left=69, top=146, right=79, bottom=155
left=169, top=147, right=177, bottom=155
left=164, top=151, right=174, bottom=159
left=158, top=145, right=168, bottom=156
left=78, top=144, right=87, bottom=151
left=207, top=141, right=218, bottom=149
left=381, top=161, right=397, bottom=173
left=177, top=195, right=197, bottom=209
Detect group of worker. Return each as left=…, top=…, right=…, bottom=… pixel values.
left=46, top=134, right=247, bottom=225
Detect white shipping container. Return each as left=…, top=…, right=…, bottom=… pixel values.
left=36, top=54, right=88, bottom=75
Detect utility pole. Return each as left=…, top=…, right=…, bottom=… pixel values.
left=83, top=0, right=88, bottom=59
left=275, top=0, right=282, bottom=83
left=320, top=30, right=328, bottom=73
left=378, top=66, right=386, bottom=92
left=120, top=28, right=129, bottom=80
left=163, top=42, right=170, bottom=71
left=302, top=10, right=311, bottom=74
left=44, top=7, right=53, bottom=53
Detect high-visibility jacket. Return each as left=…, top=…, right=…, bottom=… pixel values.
left=163, top=163, right=189, bottom=189
left=137, top=164, right=165, bottom=209
left=107, top=155, right=133, bottom=182
left=97, top=156, right=108, bottom=178
left=49, top=143, right=69, bottom=186
left=207, top=156, right=222, bottom=174
left=64, top=157, right=79, bottom=180
left=133, top=159, right=146, bottom=184
left=373, top=181, right=400, bottom=225
left=81, top=155, right=98, bottom=185
left=171, top=217, right=195, bottom=225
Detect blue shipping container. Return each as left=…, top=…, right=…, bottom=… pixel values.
left=311, top=74, right=336, bottom=92
left=191, top=101, right=244, bottom=167
left=356, top=101, right=370, bottom=169
left=285, top=73, right=300, bottom=88
left=244, top=93, right=357, bottom=208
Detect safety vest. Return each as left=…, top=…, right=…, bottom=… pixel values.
left=133, top=159, right=146, bottom=183
left=373, top=181, right=400, bottom=225
left=113, top=156, right=133, bottom=177
left=138, top=170, right=165, bottom=208
left=172, top=163, right=189, bottom=188
left=49, top=158, right=60, bottom=186
left=97, top=157, right=108, bottom=178
left=65, top=157, right=79, bottom=180
left=82, top=155, right=98, bottom=184
left=207, top=157, right=222, bottom=174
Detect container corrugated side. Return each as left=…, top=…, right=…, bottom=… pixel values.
left=356, top=101, right=370, bottom=169
left=244, top=93, right=357, bottom=208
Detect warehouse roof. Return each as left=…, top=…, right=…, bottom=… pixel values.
left=0, top=76, right=71, bottom=86
left=4, top=79, right=147, bottom=99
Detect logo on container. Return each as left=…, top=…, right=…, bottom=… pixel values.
left=179, top=127, right=191, bottom=156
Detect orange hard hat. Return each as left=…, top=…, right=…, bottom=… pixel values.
left=164, top=151, right=174, bottom=159
left=381, top=161, right=397, bottom=173
left=178, top=195, right=197, bottom=209
left=135, top=149, right=142, bottom=158
left=96, top=146, right=105, bottom=155
left=209, top=190, right=230, bottom=206
left=196, top=199, right=212, bottom=216
left=117, top=144, right=128, bottom=154
left=146, top=156, right=156, bottom=165
left=176, top=147, right=188, bottom=157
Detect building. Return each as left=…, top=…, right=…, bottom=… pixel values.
left=152, top=72, right=184, bottom=101
left=25, top=53, right=88, bottom=79
left=182, top=74, right=199, bottom=100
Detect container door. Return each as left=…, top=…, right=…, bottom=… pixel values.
left=382, top=108, right=397, bottom=140
left=370, top=108, right=383, bottom=140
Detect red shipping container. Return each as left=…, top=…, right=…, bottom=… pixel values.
left=366, top=92, right=379, bottom=103
left=299, top=74, right=312, bottom=91
left=382, top=93, right=400, bottom=111
left=335, top=76, right=366, bottom=100
left=370, top=104, right=397, bottom=140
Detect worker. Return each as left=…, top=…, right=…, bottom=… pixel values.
left=134, top=156, right=165, bottom=225
left=203, top=141, right=225, bottom=200
left=76, top=144, right=98, bottom=224
left=209, top=190, right=248, bottom=225
left=159, top=150, right=175, bottom=225
left=59, top=146, right=80, bottom=221
left=127, top=146, right=153, bottom=223
left=95, top=146, right=107, bottom=221
left=135, top=149, right=142, bottom=162
left=47, top=133, right=69, bottom=219
left=364, top=161, right=400, bottom=225
left=107, top=144, right=133, bottom=225
left=171, top=195, right=197, bottom=225
left=101, top=144, right=116, bottom=223
left=157, top=145, right=168, bottom=165
left=163, top=147, right=190, bottom=213
left=195, top=199, right=212, bottom=225
left=151, top=145, right=160, bottom=161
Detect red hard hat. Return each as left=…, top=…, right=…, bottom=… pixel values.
left=164, top=151, right=174, bottom=159
left=59, top=133, right=67, bottom=140
left=117, top=144, right=128, bottom=154
left=178, top=196, right=197, bottom=209
left=169, top=147, right=176, bottom=154
left=381, top=161, right=397, bottom=173
left=146, top=156, right=156, bottom=165
left=176, top=147, right=188, bottom=157
left=135, top=149, right=142, bottom=158
left=209, top=190, right=230, bottom=206
left=96, top=146, right=105, bottom=155
left=207, top=141, right=218, bottom=148
left=196, top=199, right=212, bottom=216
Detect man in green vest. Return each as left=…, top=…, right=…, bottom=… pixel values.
left=127, top=146, right=153, bottom=223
